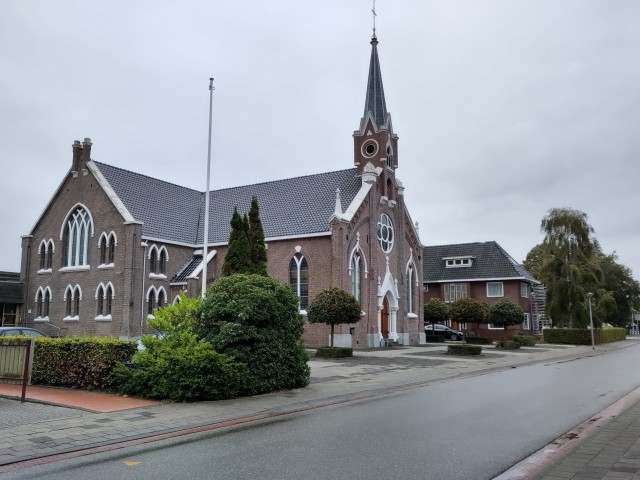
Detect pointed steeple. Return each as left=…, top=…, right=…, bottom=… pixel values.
left=362, top=34, right=388, bottom=129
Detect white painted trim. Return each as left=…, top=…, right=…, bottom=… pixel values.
left=86, top=161, right=135, bottom=222
left=59, top=265, right=91, bottom=273
left=425, top=276, right=537, bottom=284
left=341, top=182, right=373, bottom=223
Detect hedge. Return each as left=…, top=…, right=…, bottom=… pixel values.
left=512, top=335, right=537, bottom=347
left=465, top=336, right=493, bottom=345
left=447, top=344, right=482, bottom=355
left=32, top=337, right=137, bottom=390
left=543, top=328, right=627, bottom=345
left=315, top=347, right=353, bottom=358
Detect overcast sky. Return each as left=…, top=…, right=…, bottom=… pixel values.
left=1, top=0, right=638, bottom=279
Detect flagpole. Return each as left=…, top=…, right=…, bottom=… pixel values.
left=202, top=77, right=214, bottom=298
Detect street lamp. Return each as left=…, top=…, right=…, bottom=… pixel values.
left=587, top=292, right=595, bottom=350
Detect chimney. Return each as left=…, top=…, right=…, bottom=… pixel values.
left=71, top=140, right=82, bottom=174
left=81, top=138, right=92, bottom=164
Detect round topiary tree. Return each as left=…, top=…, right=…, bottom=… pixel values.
left=449, top=298, right=489, bottom=333
left=307, top=287, right=361, bottom=347
left=489, top=299, right=524, bottom=337
left=198, top=274, right=310, bottom=394
left=424, top=298, right=449, bottom=325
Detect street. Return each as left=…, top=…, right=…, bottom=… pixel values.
left=5, top=344, right=640, bottom=480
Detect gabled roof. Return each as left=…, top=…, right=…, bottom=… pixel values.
left=423, top=241, right=539, bottom=284
left=94, top=162, right=361, bottom=246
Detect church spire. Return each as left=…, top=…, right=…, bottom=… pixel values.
left=362, top=34, right=388, bottom=130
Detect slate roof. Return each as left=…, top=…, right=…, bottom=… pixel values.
left=94, top=162, right=361, bottom=246
left=363, top=35, right=389, bottom=129
left=422, top=241, right=539, bottom=284
left=171, top=255, right=202, bottom=284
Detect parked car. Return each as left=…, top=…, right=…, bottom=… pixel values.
left=425, top=323, right=464, bottom=341
left=0, top=327, right=48, bottom=337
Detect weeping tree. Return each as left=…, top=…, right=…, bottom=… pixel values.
left=540, top=208, right=602, bottom=328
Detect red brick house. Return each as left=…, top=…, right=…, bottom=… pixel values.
left=423, top=241, right=542, bottom=339
left=19, top=32, right=424, bottom=348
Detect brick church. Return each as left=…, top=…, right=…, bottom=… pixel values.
left=19, top=32, right=425, bottom=348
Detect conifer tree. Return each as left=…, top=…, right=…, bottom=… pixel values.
left=222, top=208, right=252, bottom=276
left=248, top=196, right=268, bottom=275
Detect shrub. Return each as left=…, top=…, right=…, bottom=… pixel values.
left=543, top=327, right=626, bottom=345
left=512, top=335, right=537, bottom=347
left=424, top=299, right=449, bottom=324
left=198, top=274, right=310, bottom=394
left=315, top=347, right=353, bottom=358
left=307, top=288, right=361, bottom=347
left=447, top=344, right=482, bottom=355
left=465, top=336, right=493, bottom=345
left=112, top=331, right=250, bottom=402
left=32, top=337, right=137, bottom=390
left=425, top=335, right=445, bottom=343
left=496, top=339, right=521, bottom=349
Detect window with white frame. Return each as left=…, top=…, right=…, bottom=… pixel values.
left=376, top=214, right=394, bottom=253
left=523, top=313, right=531, bottom=330
left=38, top=239, right=54, bottom=271
left=289, top=252, right=308, bottom=311
left=64, top=285, right=82, bottom=320
left=35, top=287, right=51, bottom=319
left=444, top=283, right=467, bottom=303
left=62, top=206, right=93, bottom=268
left=520, top=282, right=529, bottom=298
left=445, top=257, right=473, bottom=268
left=96, top=283, right=114, bottom=320
left=487, top=282, right=504, bottom=297
left=148, top=245, right=168, bottom=277
left=407, top=265, right=416, bottom=313
left=99, top=232, right=116, bottom=266
left=351, top=253, right=362, bottom=304
left=147, top=286, right=167, bottom=317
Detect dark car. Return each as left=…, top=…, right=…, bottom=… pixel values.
left=0, top=327, right=48, bottom=337
left=425, top=323, right=464, bottom=341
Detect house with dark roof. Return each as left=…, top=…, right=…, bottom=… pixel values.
left=423, top=241, right=541, bottom=338
left=19, top=32, right=424, bottom=348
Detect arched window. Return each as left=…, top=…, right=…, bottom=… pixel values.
left=38, top=240, right=54, bottom=270
left=407, top=265, right=415, bottom=314
left=99, top=232, right=117, bottom=265
left=289, top=252, right=308, bottom=310
left=351, top=253, right=362, bottom=304
left=148, top=245, right=168, bottom=276
left=147, top=286, right=167, bottom=317
left=149, top=248, right=158, bottom=274
left=96, top=283, right=114, bottom=318
left=62, top=206, right=93, bottom=267
left=64, top=285, right=81, bottom=319
left=36, top=287, right=51, bottom=318
left=159, top=248, right=167, bottom=275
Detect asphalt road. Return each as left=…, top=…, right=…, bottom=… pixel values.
left=6, top=344, right=640, bottom=480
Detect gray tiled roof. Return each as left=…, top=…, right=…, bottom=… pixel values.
left=94, top=162, right=361, bottom=246
left=171, top=255, right=202, bottom=284
left=363, top=35, right=389, bottom=129
left=422, top=241, right=539, bottom=284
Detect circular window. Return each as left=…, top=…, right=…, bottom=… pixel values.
left=376, top=214, right=394, bottom=253
left=361, top=140, right=378, bottom=158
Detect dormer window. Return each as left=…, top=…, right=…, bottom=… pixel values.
left=444, top=257, right=473, bottom=268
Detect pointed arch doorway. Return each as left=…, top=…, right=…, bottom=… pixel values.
left=381, top=296, right=389, bottom=339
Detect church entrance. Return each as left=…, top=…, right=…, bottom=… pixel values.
left=381, top=297, right=389, bottom=338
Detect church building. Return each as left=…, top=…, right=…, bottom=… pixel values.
left=19, top=32, right=425, bottom=348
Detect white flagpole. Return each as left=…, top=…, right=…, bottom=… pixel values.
left=202, top=77, right=214, bottom=298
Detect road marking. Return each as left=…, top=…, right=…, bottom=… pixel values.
left=123, top=461, right=141, bottom=466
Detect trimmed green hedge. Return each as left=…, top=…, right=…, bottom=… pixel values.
left=316, top=347, right=353, bottom=358
left=543, top=328, right=627, bottom=345
left=32, top=337, right=137, bottom=390
left=447, top=344, right=482, bottom=355
left=496, top=339, right=521, bottom=350
left=512, top=335, right=537, bottom=347
left=465, top=336, right=493, bottom=345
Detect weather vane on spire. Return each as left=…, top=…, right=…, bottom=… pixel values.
left=372, top=0, right=377, bottom=37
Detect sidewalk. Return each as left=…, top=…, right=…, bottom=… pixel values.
left=0, top=340, right=638, bottom=477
